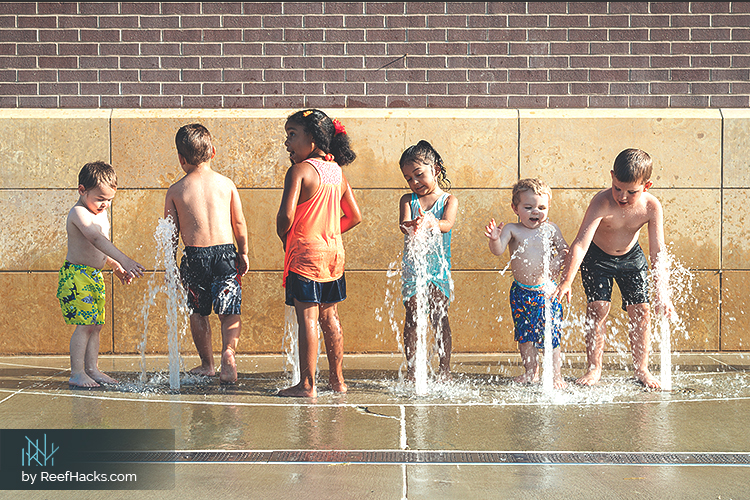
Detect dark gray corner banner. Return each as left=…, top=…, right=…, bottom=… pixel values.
left=1, top=429, right=175, bottom=490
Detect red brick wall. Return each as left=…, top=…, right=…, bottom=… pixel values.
left=1, top=2, right=748, bottom=108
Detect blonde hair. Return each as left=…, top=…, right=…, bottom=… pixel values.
left=511, top=178, right=552, bottom=207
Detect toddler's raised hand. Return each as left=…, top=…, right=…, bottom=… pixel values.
left=484, top=218, right=504, bottom=241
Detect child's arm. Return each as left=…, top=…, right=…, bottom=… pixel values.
left=647, top=197, right=676, bottom=318
left=229, top=183, right=249, bottom=277
left=340, top=174, right=362, bottom=234
left=276, top=165, right=303, bottom=246
left=553, top=200, right=604, bottom=303
left=550, top=222, right=569, bottom=280
left=436, top=194, right=457, bottom=233
left=485, top=218, right=512, bottom=256
left=164, top=189, right=181, bottom=254
left=398, top=194, right=416, bottom=234
left=70, top=206, right=145, bottom=279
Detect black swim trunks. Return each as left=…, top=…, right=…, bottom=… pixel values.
left=285, top=271, right=346, bottom=307
left=180, top=244, right=241, bottom=316
left=580, top=242, right=650, bottom=311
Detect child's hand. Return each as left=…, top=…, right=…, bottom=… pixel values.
left=484, top=218, right=504, bottom=241
left=121, top=258, right=145, bottom=280
left=400, top=218, right=420, bottom=234
left=400, top=206, right=426, bottom=234
left=237, top=254, right=250, bottom=277
left=113, top=264, right=133, bottom=285
left=654, top=295, right=677, bottom=321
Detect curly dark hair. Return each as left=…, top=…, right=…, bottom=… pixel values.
left=399, top=140, right=451, bottom=190
left=286, top=109, right=356, bottom=166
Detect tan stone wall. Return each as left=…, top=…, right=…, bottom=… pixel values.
left=1, top=108, right=745, bottom=354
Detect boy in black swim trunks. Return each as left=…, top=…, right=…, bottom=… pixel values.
left=553, top=149, right=675, bottom=389
left=165, top=124, right=249, bottom=383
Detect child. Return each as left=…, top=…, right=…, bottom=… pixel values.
left=164, top=124, right=249, bottom=383
left=485, top=179, right=568, bottom=389
left=399, top=140, right=457, bottom=380
left=553, top=148, right=675, bottom=389
left=58, top=161, right=145, bottom=387
left=276, top=109, right=362, bottom=398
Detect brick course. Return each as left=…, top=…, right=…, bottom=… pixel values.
left=0, top=1, right=747, bottom=108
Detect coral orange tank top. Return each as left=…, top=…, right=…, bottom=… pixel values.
left=283, top=158, right=345, bottom=286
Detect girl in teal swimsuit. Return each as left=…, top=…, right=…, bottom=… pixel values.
left=398, top=141, right=458, bottom=380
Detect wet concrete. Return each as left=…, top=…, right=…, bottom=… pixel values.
left=1, top=353, right=748, bottom=499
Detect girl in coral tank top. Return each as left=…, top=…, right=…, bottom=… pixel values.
left=276, top=109, right=362, bottom=398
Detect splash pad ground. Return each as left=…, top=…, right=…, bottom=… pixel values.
left=1, top=353, right=748, bottom=499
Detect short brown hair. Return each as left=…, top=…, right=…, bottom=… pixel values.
left=175, top=123, right=213, bottom=165
left=511, top=178, right=552, bottom=207
left=612, top=148, right=652, bottom=184
left=78, top=161, right=117, bottom=191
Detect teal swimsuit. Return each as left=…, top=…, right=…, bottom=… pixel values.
left=401, top=193, right=452, bottom=302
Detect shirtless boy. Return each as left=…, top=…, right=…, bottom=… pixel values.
left=485, top=179, right=569, bottom=389
left=553, top=148, right=675, bottom=389
left=58, top=161, right=145, bottom=387
left=165, top=124, right=249, bottom=383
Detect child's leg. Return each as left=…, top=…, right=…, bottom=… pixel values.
left=69, top=325, right=101, bottom=387
left=319, top=303, right=347, bottom=393
left=576, top=300, right=610, bottom=386
left=626, top=303, right=660, bottom=389
left=429, top=287, right=451, bottom=378
left=189, top=313, right=215, bottom=376
left=552, top=347, right=567, bottom=389
left=218, top=314, right=241, bottom=383
left=279, top=300, right=319, bottom=397
left=515, top=342, right=539, bottom=384
left=402, top=296, right=418, bottom=381
left=82, top=325, right=117, bottom=384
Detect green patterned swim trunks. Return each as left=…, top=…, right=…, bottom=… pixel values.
left=57, top=261, right=106, bottom=325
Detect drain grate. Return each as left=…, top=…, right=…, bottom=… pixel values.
left=101, top=450, right=750, bottom=466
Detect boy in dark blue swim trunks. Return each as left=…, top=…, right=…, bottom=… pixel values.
left=554, top=149, right=676, bottom=390
left=165, top=124, right=249, bottom=383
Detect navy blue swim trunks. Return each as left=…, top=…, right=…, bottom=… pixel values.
left=285, top=271, right=346, bottom=306
left=580, top=242, right=650, bottom=311
left=180, top=244, right=241, bottom=316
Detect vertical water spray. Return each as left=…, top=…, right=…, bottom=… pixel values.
left=541, top=222, right=555, bottom=394
left=402, top=213, right=449, bottom=395
left=140, top=216, right=189, bottom=391
left=282, top=305, right=300, bottom=386
left=654, top=250, right=674, bottom=391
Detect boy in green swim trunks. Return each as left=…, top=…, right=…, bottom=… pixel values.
left=58, top=161, right=145, bottom=387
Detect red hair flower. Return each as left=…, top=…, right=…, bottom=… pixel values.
left=332, top=118, right=346, bottom=135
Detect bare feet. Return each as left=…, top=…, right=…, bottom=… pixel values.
left=635, top=369, right=661, bottom=390
left=278, top=382, right=316, bottom=398
left=553, top=376, right=568, bottom=390
left=69, top=372, right=100, bottom=388
left=575, top=367, right=602, bottom=386
left=513, top=372, right=539, bottom=384
left=328, top=379, right=348, bottom=393
left=219, top=347, right=238, bottom=384
left=189, top=365, right=216, bottom=377
left=86, top=369, right=118, bottom=385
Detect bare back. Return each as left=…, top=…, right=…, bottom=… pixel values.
left=165, top=166, right=238, bottom=247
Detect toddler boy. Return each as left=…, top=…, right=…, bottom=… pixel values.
left=58, top=161, right=145, bottom=387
